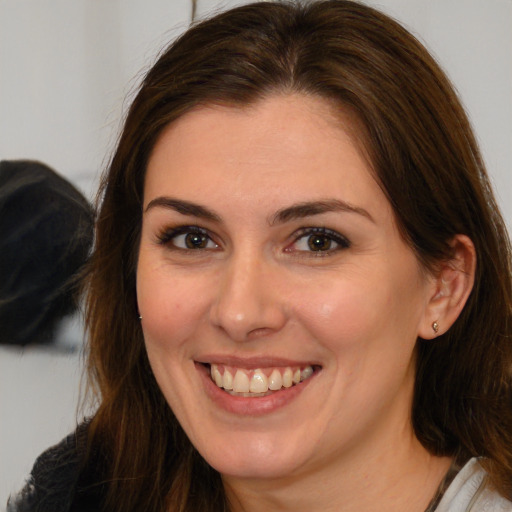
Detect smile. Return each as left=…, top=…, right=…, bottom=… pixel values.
left=209, top=364, right=315, bottom=397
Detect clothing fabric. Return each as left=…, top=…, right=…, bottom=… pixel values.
left=5, top=424, right=104, bottom=512
left=6, top=426, right=512, bottom=512
left=435, top=458, right=512, bottom=511
left=0, top=344, right=83, bottom=506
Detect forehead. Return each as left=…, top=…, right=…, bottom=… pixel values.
left=144, top=93, right=388, bottom=217
left=151, top=94, right=347, bottom=156
left=148, top=94, right=360, bottom=176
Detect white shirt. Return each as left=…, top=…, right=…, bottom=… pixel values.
left=436, top=458, right=512, bottom=511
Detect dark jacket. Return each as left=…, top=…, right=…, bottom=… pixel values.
left=6, top=423, right=104, bottom=512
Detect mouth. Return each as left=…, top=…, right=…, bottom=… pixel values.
left=207, top=363, right=317, bottom=397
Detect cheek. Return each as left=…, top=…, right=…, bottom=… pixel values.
left=292, top=265, right=425, bottom=357
left=294, top=279, right=385, bottom=346
left=136, top=262, right=211, bottom=353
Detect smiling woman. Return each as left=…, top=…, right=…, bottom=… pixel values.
left=137, top=94, right=451, bottom=486
left=8, top=1, right=512, bottom=512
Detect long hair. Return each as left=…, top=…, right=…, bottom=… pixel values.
left=84, top=1, right=512, bottom=510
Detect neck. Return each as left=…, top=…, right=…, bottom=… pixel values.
left=222, top=426, right=452, bottom=512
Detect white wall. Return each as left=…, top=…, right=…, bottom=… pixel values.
left=1, top=0, right=510, bottom=507
left=366, top=0, right=512, bottom=226
left=0, top=0, right=191, bottom=199
left=0, top=0, right=510, bottom=216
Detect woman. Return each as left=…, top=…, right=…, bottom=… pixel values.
left=9, top=1, right=512, bottom=511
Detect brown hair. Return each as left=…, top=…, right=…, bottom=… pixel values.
left=84, top=1, right=512, bottom=510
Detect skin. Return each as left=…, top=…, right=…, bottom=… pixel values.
left=136, top=94, right=466, bottom=511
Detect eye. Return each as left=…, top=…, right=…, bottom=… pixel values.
left=287, top=228, right=350, bottom=254
left=157, top=226, right=219, bottom=250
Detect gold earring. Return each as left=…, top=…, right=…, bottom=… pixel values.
left=432, top=321, right=439, bottom=334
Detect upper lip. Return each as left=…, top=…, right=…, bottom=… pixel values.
left=195, top=355, right=321, bottom=369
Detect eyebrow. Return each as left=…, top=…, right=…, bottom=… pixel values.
left=145, top=197, right=221, bottom=222
left=144, top=196, right=374, bottom=225
left=270, top=199, right=374, bottom=225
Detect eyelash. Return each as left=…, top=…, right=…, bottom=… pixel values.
left=156, top=226, right=219, bottom=251
left=287, top=227, right=351, bottom=255
left=156, top=225, right=351, bottom=254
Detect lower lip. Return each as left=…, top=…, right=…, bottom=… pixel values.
left=196, top=363, right=315, bottom=416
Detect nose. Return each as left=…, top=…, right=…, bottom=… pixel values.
left=209, top=252, right=288, bottom=342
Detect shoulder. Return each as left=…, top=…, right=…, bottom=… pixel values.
left=6, top=422, right=103, bottom=512
left=436, top=458, right=512, bottom=512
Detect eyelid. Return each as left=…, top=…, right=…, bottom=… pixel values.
left=156, top=225, right=219, bottom=249
left=154, top=224, right=349, bottom=254
left=286, top=227, right=351, bottom=253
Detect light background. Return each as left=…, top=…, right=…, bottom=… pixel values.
left=1, top=0, right=511, bottom=506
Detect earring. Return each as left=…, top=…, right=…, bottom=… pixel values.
left=432, top=321, right=439, bottom=334
left=138, top=315, right=142, bottom=320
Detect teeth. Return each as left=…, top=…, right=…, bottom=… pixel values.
left=212, top=365, right=223, bottom=387
left=249, top=369, right=268, bottom=393
left=282, top=368, right=293, bottom=388
left=233, top=369, right=250, bottom=393
left=222, top=369, right=233, bottom=390
left=268, top=369, right=283, bottom=390
left=301, top=366, right=313, bottom=380
left=210, top=364, right=315, bottom=395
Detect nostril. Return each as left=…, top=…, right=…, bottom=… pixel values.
left=246, top=327, right=275, bottom=340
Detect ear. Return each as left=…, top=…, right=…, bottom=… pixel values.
left=418, top=234, right=476, bottom=339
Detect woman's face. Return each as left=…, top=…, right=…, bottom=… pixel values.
left=137, top=94, right=436, bottom=480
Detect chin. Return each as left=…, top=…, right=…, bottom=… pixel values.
left=193, top=430, right=312, bottom=480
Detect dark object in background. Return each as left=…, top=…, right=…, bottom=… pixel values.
left=0, top=160, right=94, bottom=346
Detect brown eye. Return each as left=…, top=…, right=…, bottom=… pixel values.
left=288, top=227, right=350, bottom=254
left=307, top=234, right=333, bottom=251
left=157, top=227, right=219, bottom=250
left=185, top=232, right=209, bottom=249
